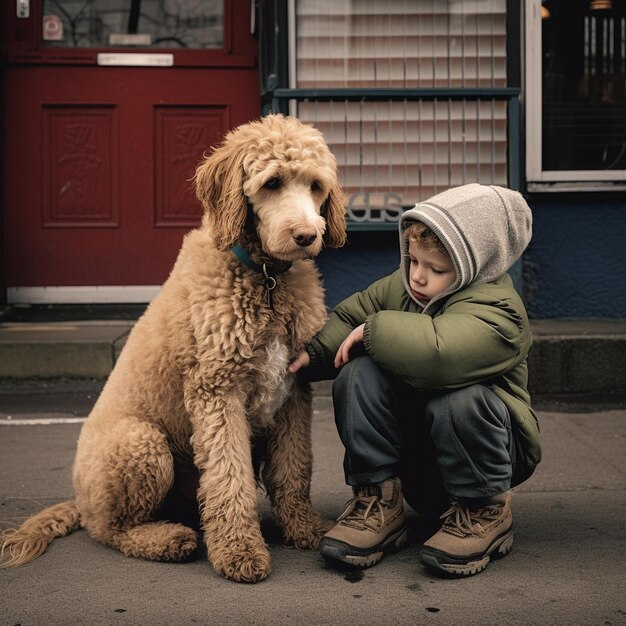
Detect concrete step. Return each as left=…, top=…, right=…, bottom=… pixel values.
left=525, top=319, right=626, bottom=407
left=1, top=319, right=624, bottom=405
left=0, top=321, right=134, bottom=379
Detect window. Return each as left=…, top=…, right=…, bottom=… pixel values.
left=287, top=0, right=512, bottom=221
left=526, top=0, right=626, bottom=190
left=42, top=0, right=224, bottom=49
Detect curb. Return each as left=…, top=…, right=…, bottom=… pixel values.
left=0, top=321, right=133, bottom=379
left=1, top=320, right=625, bottom=401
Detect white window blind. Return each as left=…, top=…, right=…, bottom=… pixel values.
left=291, top=0, right=508, bottom=207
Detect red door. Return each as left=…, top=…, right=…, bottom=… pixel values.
left=2, top=0, right=259, bottom=302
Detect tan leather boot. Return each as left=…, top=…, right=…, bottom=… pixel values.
left=420, top=491, right=513, bottom=576
left=319, top=477, right=407, bottom=568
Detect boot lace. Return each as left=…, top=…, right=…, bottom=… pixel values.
left=439, top=501, right=505, bottom=538
left=336, top=488, right=386, bottom=531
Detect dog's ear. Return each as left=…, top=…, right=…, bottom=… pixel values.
left=194, top=137, right=248, bottom=251
left=322, top=182, right=347, bottom=249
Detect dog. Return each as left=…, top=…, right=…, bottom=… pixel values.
left=0, top=114, right=346, bottom=583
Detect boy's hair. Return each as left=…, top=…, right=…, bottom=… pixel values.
left=405, top=222, right=449, bottom=257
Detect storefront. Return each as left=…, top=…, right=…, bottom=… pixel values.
left=2, top=0, right=625, bottom=318
left=261, top=0, right=626, bottom=317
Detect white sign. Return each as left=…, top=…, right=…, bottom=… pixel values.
left=97, top=53, right=173, bottom=67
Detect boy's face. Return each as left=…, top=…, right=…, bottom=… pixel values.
left=408, top=239, right=456, bottom=303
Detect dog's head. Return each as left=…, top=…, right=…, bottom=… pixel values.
left=194, top=114, right=346, bottom=261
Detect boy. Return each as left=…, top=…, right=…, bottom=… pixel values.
left=289, top=183, right=541, bottom=576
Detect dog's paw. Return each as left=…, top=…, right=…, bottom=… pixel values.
left=212, top=542, right=271, bottom=584
left=160, top=526, right=199, bottom=562
left=283, top=517, right=334, bottom=550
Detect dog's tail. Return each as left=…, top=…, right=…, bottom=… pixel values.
left=0, top=501, right=80, bottom=568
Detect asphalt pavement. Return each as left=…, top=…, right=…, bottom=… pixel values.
left=0, top=379, right=624, bottom=626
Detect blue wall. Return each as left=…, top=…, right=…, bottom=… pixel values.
left=317, top=231, right=400, bottom=310
left=318, top=194, right=626, bottom=319
left=522, top=195, right=626, bottom=319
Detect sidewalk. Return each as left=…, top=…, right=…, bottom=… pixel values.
left=1, top=312, right=625, bottom=624
left=1, top=317, right=625, bottom=405
left=0, top=378, right=625, bottom=625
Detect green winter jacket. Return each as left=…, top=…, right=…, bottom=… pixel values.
left=306, top=184, right=542, bottom=484
left=306, top=270, right=540, bottom=484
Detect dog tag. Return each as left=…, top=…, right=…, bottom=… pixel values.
left=262, top=264, right=277, bottom=309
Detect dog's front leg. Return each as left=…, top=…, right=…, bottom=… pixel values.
left=187, top=388, right=270, bottom=583
left=262, top=380, right=328, bottom=549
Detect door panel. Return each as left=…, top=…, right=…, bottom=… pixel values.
left=2, top=0, right=258, bottom=296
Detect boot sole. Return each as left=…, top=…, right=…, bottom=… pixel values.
left=320, top=526, right=408, bottom=569
left=420, top=527, right=513, bottom=577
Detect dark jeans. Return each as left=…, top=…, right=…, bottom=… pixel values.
left=332, top=356, right=516, bottom=518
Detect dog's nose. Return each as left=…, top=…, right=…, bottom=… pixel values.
left=293, top=227, right=317, bottom=247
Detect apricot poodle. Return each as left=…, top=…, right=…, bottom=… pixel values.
left=0, top=114, right=346, bottom=583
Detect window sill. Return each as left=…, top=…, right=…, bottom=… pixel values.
left=526, top=181, right=626, bottom=193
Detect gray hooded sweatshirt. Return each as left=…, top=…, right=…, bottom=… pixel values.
left=399, top=183, right=533, bottom=314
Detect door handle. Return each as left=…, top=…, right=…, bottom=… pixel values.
left=17, top=0, right=30, bottom=19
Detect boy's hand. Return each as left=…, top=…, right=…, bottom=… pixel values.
left=289, top=350, right=310, bottom=374
left=334, top=324, right=365, bottom=368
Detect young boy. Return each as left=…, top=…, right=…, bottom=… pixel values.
left=289, top=183, right=541, bottom=577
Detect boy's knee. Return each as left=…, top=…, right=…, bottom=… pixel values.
left=426, top=384, right=510, bottom=432
left=337, top=354, right=379, bottom=377
left=333, top=355, right=384, bottom=398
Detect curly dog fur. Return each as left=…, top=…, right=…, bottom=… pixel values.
left=0, top=115, right=346, bottom=582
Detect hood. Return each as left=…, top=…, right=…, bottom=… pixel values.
left=399, top=183, right=532, bottom=314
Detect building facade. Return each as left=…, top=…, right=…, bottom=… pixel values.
left=262, top=0, right=626, bottom=318
left=2, top=0, right=625, bottom=318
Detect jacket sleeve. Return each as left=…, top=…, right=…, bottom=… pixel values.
left=362, top=285, right=530, bottom=389
left=302, top=272, right=398, bottom=381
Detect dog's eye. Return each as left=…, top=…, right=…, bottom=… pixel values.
left=264, top=177, right=281, bottom=190
left=311, top=180, right=321, bottom=193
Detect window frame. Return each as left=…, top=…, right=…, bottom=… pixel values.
left=2, top=0, right=255, bottom=68
left=524, top=0, right=626, bottom=191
